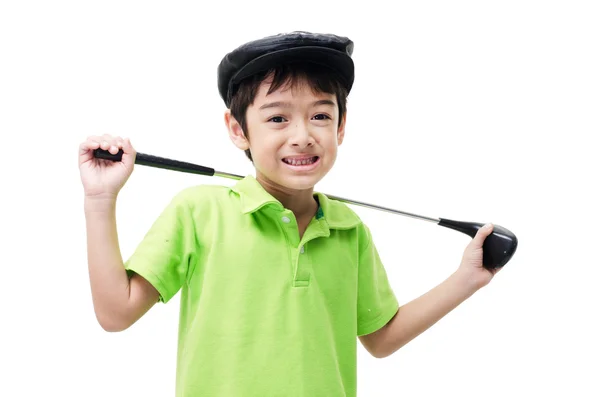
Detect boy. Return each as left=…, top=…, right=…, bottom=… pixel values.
left=79, top=31, right=499, bottom=396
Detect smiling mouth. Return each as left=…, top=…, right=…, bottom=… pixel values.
left=282, top=156, right=319, bottom=166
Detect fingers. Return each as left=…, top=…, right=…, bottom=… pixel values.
left=79, top=138, right=100, bottom=154
left=472, top=223, right=494, bottom=248
left=79, top=134, right=131, bottom=157
left=121, top=137, right=134, bottom=153
left=120, top=137, right=137, bottom=167
left=99, top=133, right=125, bottom=154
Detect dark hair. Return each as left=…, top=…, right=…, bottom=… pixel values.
left=229, top=62, right=349, bottom=162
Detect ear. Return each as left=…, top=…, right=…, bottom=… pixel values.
left=336, top=112, right=347, bottom=145
left=224, top=109, right=250, bottom=151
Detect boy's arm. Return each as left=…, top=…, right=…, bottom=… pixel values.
left=85, top=196, right=159, bottom=332
left=360, top=224, right=499, bottom=358
left=359, top=269, right=479, bottom=358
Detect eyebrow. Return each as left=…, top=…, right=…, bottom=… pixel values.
left=258, top=99, right=336, bottom=110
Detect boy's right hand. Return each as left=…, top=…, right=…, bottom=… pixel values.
left=79, top=134, right=136, bottom=199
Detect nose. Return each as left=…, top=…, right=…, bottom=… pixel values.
left=288, top=121, right=314, bottom=148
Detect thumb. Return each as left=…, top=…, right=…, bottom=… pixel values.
left=121, top=137, right=136, bottom=167
left=472, top=223, right=494, bottom=248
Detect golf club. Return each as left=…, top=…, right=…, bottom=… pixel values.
left=93, top=148, right=518, bottom=270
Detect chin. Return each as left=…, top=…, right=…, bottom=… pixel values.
left=261, top=170, right=328, bottom=192
left=285, top=178, right=322, bottom=191
left=266, top=173, right=321, bottom=191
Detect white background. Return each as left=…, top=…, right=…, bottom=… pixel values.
left=1, top=1, right=599, bottom=396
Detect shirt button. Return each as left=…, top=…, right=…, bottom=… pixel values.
left=300, top=246, right=305, bottom=254
left=281, top=216, right=291, bottom=223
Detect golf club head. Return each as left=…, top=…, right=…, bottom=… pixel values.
left=438, top=218, right=518, bottom=270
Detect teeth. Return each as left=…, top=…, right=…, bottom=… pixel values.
left=284, top=157, right=316, bottom=166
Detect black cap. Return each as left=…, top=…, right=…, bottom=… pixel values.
left=217, top=31, right=354, bottom=107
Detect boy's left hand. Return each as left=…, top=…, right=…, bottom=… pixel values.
left=456, top=223, right=501, bottom=290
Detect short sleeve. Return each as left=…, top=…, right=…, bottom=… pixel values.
left=124, top=189, right=198, bottom=304
left=356, top=225, right=399, bottom=336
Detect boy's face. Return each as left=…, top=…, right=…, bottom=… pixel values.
left=226, top=76, right=346, bottom=193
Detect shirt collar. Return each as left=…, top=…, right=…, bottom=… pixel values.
left=230, top=175, right=362, bottom=230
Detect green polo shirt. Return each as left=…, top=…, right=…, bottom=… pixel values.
left=124, top=175, right=399, bottom=396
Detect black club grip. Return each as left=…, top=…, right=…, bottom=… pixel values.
left=93, top=149, right=215, bottom=177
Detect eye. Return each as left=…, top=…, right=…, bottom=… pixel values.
left=268, top=116, right=286, bottom=123
left=312, top=114, right=331, bottom=120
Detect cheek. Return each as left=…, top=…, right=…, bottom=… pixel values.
left=321, top=132, right=340, bottom=149
left=248, top=135, right=282, bottom=163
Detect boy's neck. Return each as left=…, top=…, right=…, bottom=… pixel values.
left=255, top=174, right=319, bottom=220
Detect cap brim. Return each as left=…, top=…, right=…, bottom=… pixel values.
left=228, top=46, right=354, bottom=103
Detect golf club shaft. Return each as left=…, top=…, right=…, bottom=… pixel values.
left=94, top=149, right=440, bottom=223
